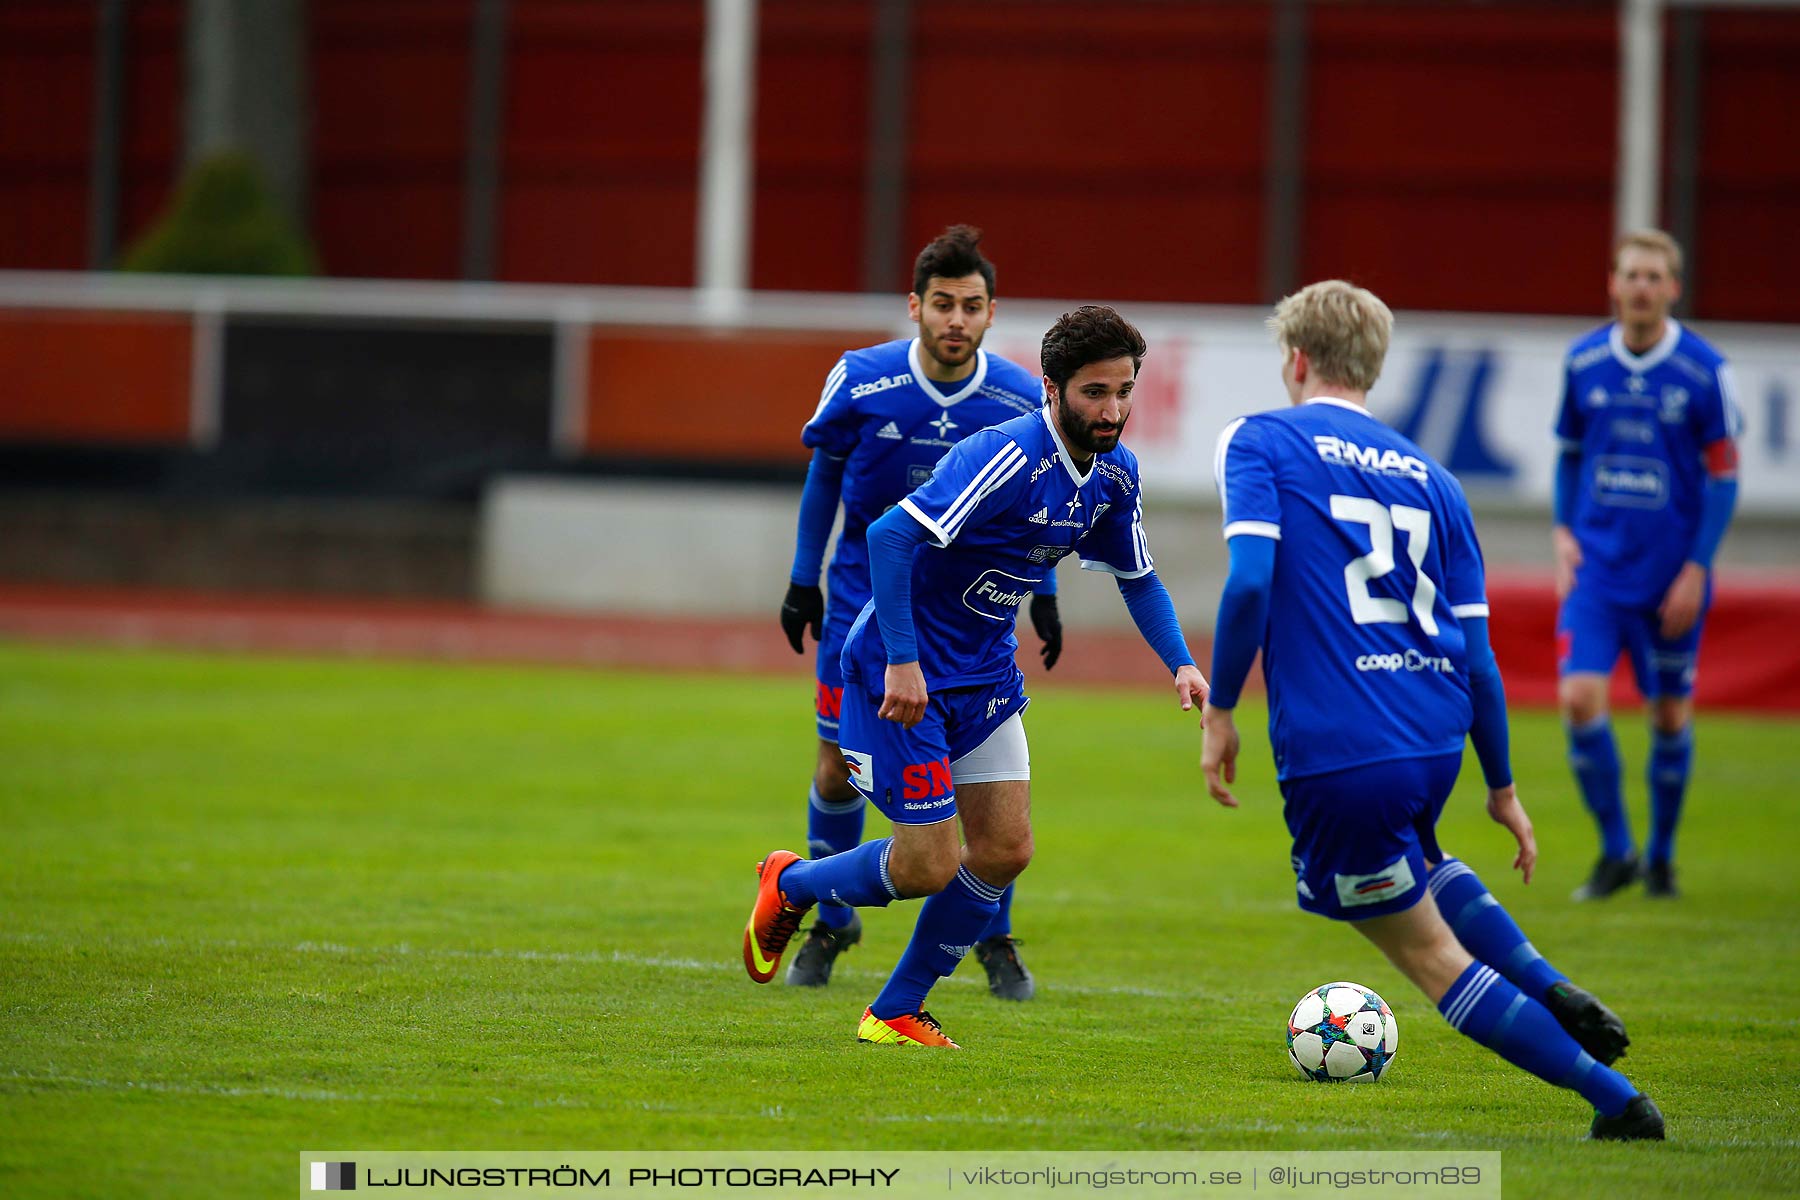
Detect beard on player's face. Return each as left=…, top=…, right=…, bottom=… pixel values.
left=1053, top=392, right=1129, bottom=457
left=921, top=321, right=982, bottom=368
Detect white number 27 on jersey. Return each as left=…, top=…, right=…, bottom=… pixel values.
left=1329, top=495, right=1439, bottom=635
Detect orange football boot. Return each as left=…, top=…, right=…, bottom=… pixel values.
left=856, top=1006, right=961, bottom=1048
left=743, top=850, right=810, bottom=983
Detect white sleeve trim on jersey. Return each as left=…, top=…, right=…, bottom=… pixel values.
left=1451, top=602, right=1490, bottom=618
left=1223, top=520, right=1282, bottom=541
left=1078, top=558, right=1155, bottom=580
left=1717, top=363, right=1745, bottom=439
left=1212, top=416, right=1249, bottom=526
left=896, top=497, right=951, bottom=548
left=924, top=441, right=1028, bottom=544
left=801, top=357, right=850, bottom=434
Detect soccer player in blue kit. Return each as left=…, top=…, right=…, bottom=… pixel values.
left=777, top=226, right=1060, bottom=997
left=748, top=305, right=1208, bottom=1047
left=1553, top=230, right=1740, bottom=901
left=1201, top=281, right=1664, bottom=1139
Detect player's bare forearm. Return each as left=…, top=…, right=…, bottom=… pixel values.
left=1486, top=784, right=1537, bottom=884
left=1174, top=665, right=1209, bottom=715
left=1551, top=526, right=1583, bottom=601
left=1200, top=702, right=1239, bottom=808
left=1658, top=561, right=1707, bottom=639
left=879, top=661, right=928, bottom=729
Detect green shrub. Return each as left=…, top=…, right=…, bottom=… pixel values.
left=121, top=150, right=317, bottom=276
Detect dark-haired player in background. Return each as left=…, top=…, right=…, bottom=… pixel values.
left=777, top=226, right=1058, bottom=998
left=1553, top=229, right=1740, bottom=901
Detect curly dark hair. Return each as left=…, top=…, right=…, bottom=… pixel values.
left=912, top=224, right=996, bottom=299
left=1040, top=305, right=1147, bottom=394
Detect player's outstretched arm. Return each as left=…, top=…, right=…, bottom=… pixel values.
left=782, top=448, right=847, bottom=652
left=1551, top=448, right=1584, bottom=600
left=1486, top=784, right=1537, bottom=884
left=1203, top=533, right=1275, bottom=807
left=1114, top=571, right=1201, bottom=687
left=1461, top=614, right=1530, bottom=879
left=1200, top=703, right=1239, bottom=807
left=865, top=504, right=934, bottom=728
left=1659, top=437, right=1739, bottom=638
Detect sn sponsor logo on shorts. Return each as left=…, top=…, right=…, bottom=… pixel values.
left=1355, top=649, right=1455, bottom=674
left=1313, top=435, right=1429, bottom=483
left=901, top=757, right=954, bottom=810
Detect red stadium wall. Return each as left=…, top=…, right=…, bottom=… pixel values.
left=116, top=1, right=184, bottom=264
left=891, top=3, right=1271, bottom=303
left=3, top=1, right=1800, bottom=321
left=1301, top=5, right=1617, bottom=316
left=1692, top=12, right=1800, bottom=322
left=0, top=3, right=94, bottom=271
left=309, top=0, right=475, bottom=280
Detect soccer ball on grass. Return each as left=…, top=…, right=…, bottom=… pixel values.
left=1286, top=981, right=1397, bottom=1082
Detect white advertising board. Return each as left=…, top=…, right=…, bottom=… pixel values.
left=988, top=309, right=1798, bottom=513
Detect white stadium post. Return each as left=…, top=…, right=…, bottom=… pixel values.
left=1616, top=0, right=1665, bottom=236
left=696, top=0, right=758, bottom=322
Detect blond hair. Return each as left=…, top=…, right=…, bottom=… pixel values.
left=1612, top=228, right=1683, bottom=278
left=1266, top=280, right=1393, bottom=392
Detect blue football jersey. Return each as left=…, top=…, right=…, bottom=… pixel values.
left=802, top=338, right=1043, bottom=620
left=844, top=407, right=1154, bottom=690
left=1555, top=319, right=1740, bottom=607
left=1215, top=398, right=1490, bottom=780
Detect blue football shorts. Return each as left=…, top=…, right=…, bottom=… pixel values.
left=835, top=666, right=1030, bottom=826
left=1280, top=752, right=1463, bottom=921
left=1557, top=582, right=1708, bottom=699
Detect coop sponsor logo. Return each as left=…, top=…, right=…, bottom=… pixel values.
left=1354, top=649, right=1455, bottom=674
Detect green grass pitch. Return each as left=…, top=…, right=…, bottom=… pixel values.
left=3, top=644, right=1797, bottom=1197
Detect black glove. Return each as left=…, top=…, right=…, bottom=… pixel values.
left=1029, top=592, right=1063, bottom=670
left=780, top=583, right=825, bottom=654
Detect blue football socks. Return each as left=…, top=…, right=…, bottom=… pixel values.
left=870, top=866, right=1005, bottom=1020
left=1646, top=725, right=1693, bottom=868
left=980, top=882, right=1015, bottom=940
left=777, top=837, right=898, bottom=912
left=1438, top=962, right=1638, bottom=1118
left=805, top=784, right=867, bottom=929
left=1568, top=717, right=1634, bottom=860
left=1429, top=859, right=1564, bottom=1001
